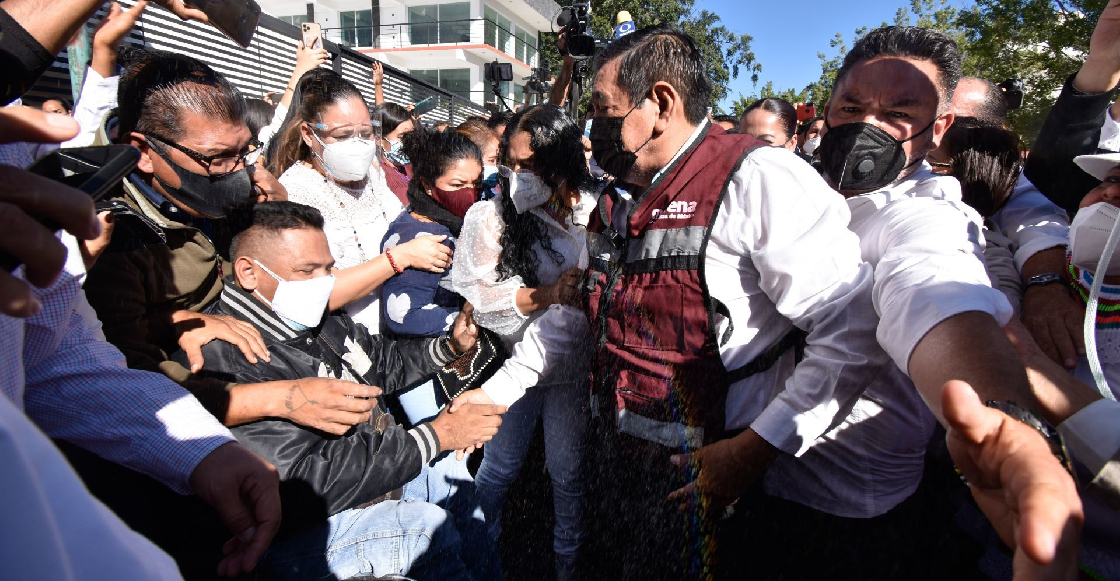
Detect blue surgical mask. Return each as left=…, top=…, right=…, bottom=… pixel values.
left=385, top=139, right=410, bottom=166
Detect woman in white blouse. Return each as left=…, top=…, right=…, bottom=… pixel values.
left=449, top=105, right=597, bottom=581
left=267, top=69, right=450, bottom=332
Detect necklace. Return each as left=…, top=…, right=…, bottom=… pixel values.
left=310, top=162, right=388, bottom=263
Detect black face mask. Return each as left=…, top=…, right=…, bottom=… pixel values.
left=589, top=100, right=653, bottom=181
left=818, top=118, right=935, bottom=192
left=150, top=145, right=253, bottom=219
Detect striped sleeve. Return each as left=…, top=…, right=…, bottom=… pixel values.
left=407, top=422, right=441, bottom=465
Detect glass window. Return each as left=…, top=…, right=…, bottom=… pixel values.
left=408, top=5, right=438, bottom=45
left=280, top=15, right=308, bottom=26
left=439, top=3, right=470, bottom=43
left=513, top=83, right=524, bottom=105
left=484, top=6, right=497, bottom=48
left=515, top=29, right=528, bottom=63
left=497, top=14, right=511, bottom=54
left=527, top=34, right=538, bottom=67
left=411, top=69, right=439, bottom=103
left=340, top=10, right=373, bottom=47
left=440, top=69, right=471, bottom=101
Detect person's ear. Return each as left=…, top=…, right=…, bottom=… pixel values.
left=821, top=103, right=832, bottom=136
left=234, top=256, right=259, bottom=292
left=127, top=131, right=155, bottom=175
left=929, top=111, right=955, bottom=151
left=650, top=81, right=679, bottom=134
left=300, top=122, right=317, bottom=150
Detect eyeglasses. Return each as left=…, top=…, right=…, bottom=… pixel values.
left=308, top=122, right=376, bottom=142
left=145, top=134, right=261, bottom=176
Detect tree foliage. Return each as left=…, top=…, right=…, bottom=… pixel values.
left=537, top=0, right=762, bottom=115
left=958, top=0, right=1106, bottom=141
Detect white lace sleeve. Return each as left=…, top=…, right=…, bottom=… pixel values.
left=449, top=200, right=530, bottom=336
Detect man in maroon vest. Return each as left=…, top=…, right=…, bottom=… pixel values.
left=466, top=25, right=886, bottom=579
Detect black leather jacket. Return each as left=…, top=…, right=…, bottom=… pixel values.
left=173, top=279, right=460, bottom=531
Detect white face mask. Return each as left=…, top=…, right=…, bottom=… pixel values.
left=802, top=135, right=822, bottom=156
left=501, top=165, right=554, bottom=214
left=253, top=260, right=336, bottom=330
left=1071, top=202, right=1120, bottom=276
left=311, top=131, right=379, bottom=182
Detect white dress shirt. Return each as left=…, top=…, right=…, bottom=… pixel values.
left=988, top=174, right=1069, bottom=272
left=763, top=165, right=1014, bottom=518
left=481, top=121, right=886, bottom=456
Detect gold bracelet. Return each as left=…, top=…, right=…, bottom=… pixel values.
left=284, top=85, right=295, bottom=93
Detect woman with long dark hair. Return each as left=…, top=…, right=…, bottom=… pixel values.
left=372, top=102, right=415, bottom=203
left=448, top=105, right=595, bottom=580
left=268, top=69, right=450, bottom=333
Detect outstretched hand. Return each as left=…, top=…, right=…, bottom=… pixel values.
left=1076, top=0, right=1120, bottom=91
left=942, top=380, right=1082, bottom=581
left=152, top=0, right=209, bottom=23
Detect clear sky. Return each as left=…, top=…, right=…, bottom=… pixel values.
left=696, top=0, right=973, bottom=110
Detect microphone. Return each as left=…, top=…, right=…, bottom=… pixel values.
left=613, top=10, right=635, bottom=39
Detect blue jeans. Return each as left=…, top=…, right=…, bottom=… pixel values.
left=395, top=378, right=445, bottom=426
left=474, top=379, right=590, bottom=581
left=255, top=459, right=498, bottom=581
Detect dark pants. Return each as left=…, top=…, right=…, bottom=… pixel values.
left=584, top=419, right=720, bottom=581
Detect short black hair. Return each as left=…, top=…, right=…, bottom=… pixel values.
left=961, top=77, right=1009, bottom=125
left=835, top=26, right=962, bottom=110
left=486, top=111, right=514, bottom=130
left=229, top=201, right=325, bottom=258
left=594, top=25, right=712, bottom=124
left=713, top=114, right=739, bottom=126
left=117, top=47, right=246, bottom=140
left=742, top=98, right=797, bottom=141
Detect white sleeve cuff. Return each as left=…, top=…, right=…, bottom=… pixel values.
left=1059, top=398, right=1120, bottom=476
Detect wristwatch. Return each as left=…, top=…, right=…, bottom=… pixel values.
left=1024, top=272, right=1064, bottom=290
left=984, top=400, right=1074, bottom=476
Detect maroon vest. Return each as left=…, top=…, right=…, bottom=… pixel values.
left=585, top=125, right=768, bottom=447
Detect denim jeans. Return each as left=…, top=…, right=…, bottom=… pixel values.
left=255, top=459, right=498, bottom=581
left=395, top=378, right=445, bottom=426
left=252, top=498, right=469, bottom=581
left=474, top=379, right=590, bottom=581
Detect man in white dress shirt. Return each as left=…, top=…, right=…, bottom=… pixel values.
left=755, top=25, right=1084, bottom=581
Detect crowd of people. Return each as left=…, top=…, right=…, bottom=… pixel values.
left=2, top=0, right=1120, bottom=580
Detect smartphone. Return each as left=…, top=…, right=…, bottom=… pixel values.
left=2, top=145, right=141, bottom=272
left=413, top=96, right=438, bottom=117
left=189, top=0, right=262, bottom=48
left=29, top=145, right=141, bottom=202
left=796, top=103, right=817, bottom=122
left=301, top=22, right=323, bottom=50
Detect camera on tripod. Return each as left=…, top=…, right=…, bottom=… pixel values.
left=557, top=1, right=595, bottom=59
left=524, top=66, right=552, bottom=96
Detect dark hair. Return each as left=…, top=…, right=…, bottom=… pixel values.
left=486, top=111, right=514, bottom=131
left=267, top=69, right=364, bottom=176
left=961, top=77, right=1009, bottom=125
left=244, top=98, right=275, bottom=136
left=713, top=114, right=739, bottom=134
left=594, top=25, right=712, bottom=124
left=495, top=105, right=592, bottom=286
left=117, top=48, right=246, bottom=141
left=835, top=26, right=962, bottom=110
left=743, top=98, right=797, bottom=141
left=798, top=116, right=824, bottom=137
left=42, top=98, right=72, bottom=113
left=402, top=125, right=481, bottom=195
left=372, top=102, right=412, bottom=135
left=229, top=201, right=325, bottom=258
left=940, top=116, right=1022, bottom=217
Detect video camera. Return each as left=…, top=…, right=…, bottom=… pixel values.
left=557, top=1, right=595, bottom=60
left=525, top=66, right=552, bottom=96
left=998, top=78, right=1025, bottom=110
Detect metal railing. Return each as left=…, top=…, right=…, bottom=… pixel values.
left=323, top=19, right=539, bottom=67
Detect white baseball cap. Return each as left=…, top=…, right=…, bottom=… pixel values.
left=1074, top=152, right=1120, bottom=181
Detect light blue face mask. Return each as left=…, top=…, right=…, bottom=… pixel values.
left=385, top=139, right=410, bottom=167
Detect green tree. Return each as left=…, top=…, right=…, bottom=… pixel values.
left=537, top=0, right=762, bottom=115
left=958, top=0, right=1106, bottom=142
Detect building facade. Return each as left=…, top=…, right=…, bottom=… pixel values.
left=258, top=0, right=559, bottom=109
